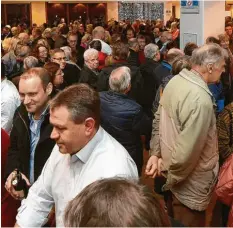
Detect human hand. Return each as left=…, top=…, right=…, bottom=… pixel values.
left=5, top=170, right=31, bottom=200
left=145, top=155, right=159, bottom=178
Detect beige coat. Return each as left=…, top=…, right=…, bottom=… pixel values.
left=150, top=69, right=219, bottom=211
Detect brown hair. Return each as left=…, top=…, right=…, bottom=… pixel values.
left=31, top=44, right=49, bottom=60
left=44, top=62, right=60, bottom=83
left=172, top=55, right=191, bottom=75
left=184, top=42, right=198, bottom=56
left=64, top=178, right=171, bottom=227
left=20, top=67, right=51, bottom=90
left=112, top=41, right=129, bottom=60
left=50, top=84, right=100, bottom=127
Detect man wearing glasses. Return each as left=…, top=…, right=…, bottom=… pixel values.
left=51, top=49, right=80, bottom=87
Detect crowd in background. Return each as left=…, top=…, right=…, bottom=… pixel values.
left=1, top=14, right=233, bottom=227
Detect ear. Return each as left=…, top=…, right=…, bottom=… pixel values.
left=84, top=118, right=96, bottom=137
left=46, top=82, right=53, bottom=96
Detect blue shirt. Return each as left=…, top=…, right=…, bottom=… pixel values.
left=28, top=106, right=49, bottom=184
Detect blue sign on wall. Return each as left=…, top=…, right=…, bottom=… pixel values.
left=181, top=0, right=199, bottom=14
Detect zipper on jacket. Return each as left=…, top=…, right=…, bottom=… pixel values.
left=18, top=111, right=30, bottom=139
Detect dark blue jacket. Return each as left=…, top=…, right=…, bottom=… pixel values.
left=100, top=91, right=152, bottom=174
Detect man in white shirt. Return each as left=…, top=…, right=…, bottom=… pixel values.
left=1, top=62, right=20, bottom=134
left=92, top=26, right=112, bottom=55
left=15, top=83, right=138, bottom=227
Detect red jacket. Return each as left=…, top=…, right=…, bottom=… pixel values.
left=216, top=154, right=233, bottom=227
left=1, top=129, right=21, bottom=227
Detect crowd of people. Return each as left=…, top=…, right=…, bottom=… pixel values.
left=1, top=15, right=233, bottom=227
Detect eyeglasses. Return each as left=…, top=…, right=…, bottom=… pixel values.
left=53, top=57, right=66, bottom=61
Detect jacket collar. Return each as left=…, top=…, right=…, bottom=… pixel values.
left=179, top=68, right=213, bottom=98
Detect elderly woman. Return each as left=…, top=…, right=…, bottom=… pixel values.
left=31, top=44, right=50, bottom=67
left=23, top=56, right=39, bottom=70
left=79, top=48, right=99, bottom=90
left=44, top=62, right=64, bottom=91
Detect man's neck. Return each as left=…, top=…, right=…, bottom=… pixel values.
left=191, top=66, right=208, bottom=83
left=33, top=103, right=49, bottom=120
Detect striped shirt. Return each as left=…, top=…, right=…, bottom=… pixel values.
left=217, top=102, right=233, bottom=163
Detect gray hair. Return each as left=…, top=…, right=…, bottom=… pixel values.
left=191, top=43, right=226, bottom=68
left=144, top=44, right=159, bottom=59
left=109, top=66, right=131, bottom=93
left=84, top=48, right=99, bottom=61
left=60, top=46, right=72, bottom=61
left=23, top=56, right=39, bottom=70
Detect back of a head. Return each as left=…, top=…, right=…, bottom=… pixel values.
left=23, top=56, right=39, bottom=70
left=166, top=48, right=184, bottom=64
left=191, top=43, right=225, bottom=67
left=184, top=42, right=198, bottom=56
left=89, top=40, right=102, bottom=52
left=172, top=55, right=192, bottom=75
left=92, top=26, right=105, bottom=39
left=44, top=62, right=60, bottom=82
left=206, top=36, right=220, bottom=45
left=112, top=41, right=129, bottom=60
left=144, top=43, right=159, bottom=59
left=109, top=66, right=131, bottom=93
left=50, top=84, right=100, bottom=127
left=64, top=178, right=170, bottom=227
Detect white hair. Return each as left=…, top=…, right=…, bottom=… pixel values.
left=84, top=48, right=99, bottom=61
left=109, top=66, right=131, bottom=93
left=60, top=46, right=71, bottom=61
left=144, top=44, right=159, bottom=59
left=23, top=56, right=38, bottom=70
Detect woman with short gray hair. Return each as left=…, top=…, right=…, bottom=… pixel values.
left=23, top=56, right=39, bottom=70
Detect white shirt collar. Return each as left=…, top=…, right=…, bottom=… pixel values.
left=72, top=126, right=102, bottom=163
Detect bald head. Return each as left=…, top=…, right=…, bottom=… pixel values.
left=109, top=66, right=131, bottom=93
left=18, top=33, right=30, bottom=45
left=166, top=48, right=184, bottom=64
left=11, top=27, right=19, bottom=37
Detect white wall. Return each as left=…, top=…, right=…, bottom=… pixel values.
left=180, top=0, right=204, bottom=49
left=203, top=1, right=225, bottom=40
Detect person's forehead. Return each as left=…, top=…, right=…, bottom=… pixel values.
left=19, top=76, right=43, bottom=91
left=68, top=35, right=77, bottom=40
left=54, top=52, right=65, bottom=57
left=39, top=46, right=47, bottom=51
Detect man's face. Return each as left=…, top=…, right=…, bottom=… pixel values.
left=50, top=106, right=87, bottom=155
left=11, top=27, right=18, bottom=36
left=225, top=26, right=233, bottom=37
left=52, top=52, right=66, bottom=69
left=18, top=34, right=30, bottom=45
left=67, top=35, right=77, bottom=50
left=127, top=30, right=134, bottom=40
left=160, top=34, right=167, bottom=44
left=19, top=77, right=50, bottom=116
left=153, top=28, right=160, bottom=38
left=86, top=53, right=99, bottom=70
left=209, top=59, right=226, bottom=83
left=137, top=38, right=146, bottom=50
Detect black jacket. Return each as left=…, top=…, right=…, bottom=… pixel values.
left=140, top=58, right=160, bottom=117
left=100, top=91, right=152, bottom=174
left=127, top=49, right=140, bottom=66
left=79, top=66, right=99, bottom=90
left=5, top=104, right=55, bottom=182
left=97, top=62, right=144, bottom=105
left=62, top=63, right=81, bottom=87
